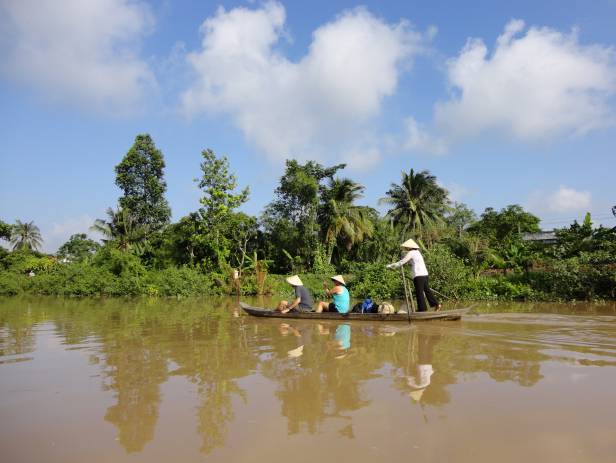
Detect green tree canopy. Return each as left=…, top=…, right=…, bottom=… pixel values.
left=0, top=219, right=12, bottom=241
left=445, top=202, right=477, bottom=237
left=380, top=169, right=450, bottom=240
left=91, top=207, right=148, bottom=253
left=193, top=149, right=250, bottom=268
left=319, top=178, right=374, bottom=264
left=10, top=220, right=43, bottom=251
left=57, top=233, right=100, bottom=262
left=115, top=134, right=171, bottom=232
left=467, top=205, right=540, bottom=245
left=262, top=160, right=345, bottom=271
left=550, top=213, right=616, bottom=258
left=196, top=149, right=249, bottom=226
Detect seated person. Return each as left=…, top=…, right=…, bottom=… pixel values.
left=316, top=275, right=350, bottom=313
left=276, top=275, right=314, bottom=313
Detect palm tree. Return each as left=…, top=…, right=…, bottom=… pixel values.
left=10, top=220, right=43, bottom=251
left=91, top=207, right=148, bottom=252
left=379, top=169, right=449, bottom=242
left=320, top=178, right=374, bottom=264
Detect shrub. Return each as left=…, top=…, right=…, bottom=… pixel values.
left=28, top=264, right=118, bottom=296
left=0, top=271, right=26, bottom=295
left=93, top=247, right=146, bottom=278
left=1, top=250, right=58, bottom=274
left=463, top=275, right=538, bottom=300
left=523, top=253, right=616, bottom=300
left=423, top=244, right=472, bottom=299
left=347, top=263, right=403, bottom=300
left=146, top=267, right=218, bottom=297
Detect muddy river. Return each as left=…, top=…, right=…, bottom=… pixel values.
left=1, top=297, right=615, bottom=463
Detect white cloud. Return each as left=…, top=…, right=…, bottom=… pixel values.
left=342, top=147, right=382, bottom=171
left=440, top=182, right=471, bottom=202
left=401, top=19, right=616, bottom=153
left=402, top=117, right=447, bottom=154
left=180, top=2, right=425, bottom=164
left=0, top=0, right=156, bottom=114
left=43, top=214, right=97, bottom=253
left=528, top=185, right=592, bottom=215
left=546, top=186, right=592, bottom=213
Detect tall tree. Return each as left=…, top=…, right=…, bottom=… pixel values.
left=262, top=160, right=345, bottom=271
left=10, top=220, right=43, bottom=251
left=380, top=169, right=449, bottom=240
left=196, top=149, right=249, bottom=227
left=115, top=134, right=171, bottom=233
left=319, top=178, right=374, bottom=264
left=194, top=149, right=250, bottom=267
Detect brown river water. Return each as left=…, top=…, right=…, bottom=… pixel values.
left=1, top=297, right=615, bottom=463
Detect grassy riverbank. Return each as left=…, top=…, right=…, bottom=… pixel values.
left=1, top=252, right=613, bottom=301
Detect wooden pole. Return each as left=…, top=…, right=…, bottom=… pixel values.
left=400, top=266, right=412, bottom=323
left=402, top=266, right=415, bottom=312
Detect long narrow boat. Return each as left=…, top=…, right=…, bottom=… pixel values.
left=240, top=302, right=473, bottom=322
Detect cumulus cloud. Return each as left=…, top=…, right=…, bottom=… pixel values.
left=180, top=1, right=424, bottom=164
left=529, top=185, right=592, bottom=214
left=43, top=214, right=97, bottom=253
left=402, top=19, right=616, bottom=154
left=341, top=147, right=382, bottom=171
left=0, top=0, right=156, bottom=114
left=440, top=182, right=471, bottom=202
left=546, top=186, right=592, bottom=212
left=402, top=117, right=447, bottom=154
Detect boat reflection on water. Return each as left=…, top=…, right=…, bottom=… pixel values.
left=265, top=320, right=452, bottom=437
left=275, top=322, right=353, bottom=359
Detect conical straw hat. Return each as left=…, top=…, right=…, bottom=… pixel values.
left=401, top=238, right=419, bottom=249
left=286, top=275, right=303, bottom=286
left=331, top=275, right=346, bottom=285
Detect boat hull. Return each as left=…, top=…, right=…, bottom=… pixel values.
left=239, top=302, right=472, bottom=322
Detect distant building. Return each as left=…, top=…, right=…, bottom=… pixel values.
left=522, top=230, right=557, bottom=245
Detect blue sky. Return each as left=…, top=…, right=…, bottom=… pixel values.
left=1, top=0, right=615, bottom=252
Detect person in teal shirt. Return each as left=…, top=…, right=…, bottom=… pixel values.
left=316, top=275, right=350, bottom=313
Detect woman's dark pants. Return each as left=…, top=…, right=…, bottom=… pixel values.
left=413, top=276, right=439, bottom=312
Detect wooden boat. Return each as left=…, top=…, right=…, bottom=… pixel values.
left=240, top=302, right=473, bottom=322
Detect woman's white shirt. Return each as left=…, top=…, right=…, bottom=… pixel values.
left=388, top=250, right=428, bottom=278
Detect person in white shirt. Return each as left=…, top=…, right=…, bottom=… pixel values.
left=386, top=238, right=441, bottom=312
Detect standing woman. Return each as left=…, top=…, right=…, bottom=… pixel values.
left=386, top=239, right=441, bottom=312
left=316, top=275, right=350, bottom=313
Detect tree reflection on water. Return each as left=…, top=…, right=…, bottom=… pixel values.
left=1, top=297, right=611, bottom=456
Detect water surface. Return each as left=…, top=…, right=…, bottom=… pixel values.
left=1, top=297, right=615, bottom=463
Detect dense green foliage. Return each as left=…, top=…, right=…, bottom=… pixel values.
left=9, top=220, right=43, bottom=251
left=115, top=134, right=171, bottom=232
left=380, top=169, right=449, bottom=243
left=1, top=133, right=614, bottom=301
left=0, top=219, right=11, bottom=241
left=57, top=233, right=100, bottom=263
left=262, top=160, right=346, bottom=271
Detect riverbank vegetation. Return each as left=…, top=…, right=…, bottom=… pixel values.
left=2, top=134, right=615, bottom=300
